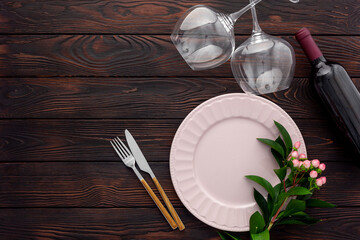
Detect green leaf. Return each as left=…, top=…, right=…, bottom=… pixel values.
left=274, top=214, right=320, bottom=225
left=291, top=211, right=308, bottom=217
left=297, top=177, right=308, bottom=185
left=299, top=217, right=320, bottom=224
left=306, top=199, right=336, bottom=208
left=271, top=191, right=288, bottom=217
left=277, top=199, right=306, bottom=219
left=273, top=183, right=283, bottom=203
left=275, top=219, right=307, bottom=225
left=267, top=194, right=274, bottom=217
left=274, top=167, right=287, bottom=182
left=274, top=121, right=293, bottom=156
left=251, top=229, right=270, bottom=240
left=285, top=178, right=293, bottom=188
left=278, top=191, right=288, bottom=204
left=294, top=215, right=320, bottom=225
left=246, top=175, right=275, bottom=200
left=224, top=232, right=241, bottom=240
left=297, top=194, right=313, bottom=201
left=291, top=212, right=320, bottom=224
left=257, top=138, right=285, bottom=158
left=275, top=211, right=320, bottom=226
left=275, top=136, right=286, bottom=155
left=271, top=148, right=284, bottom=168
left=218, top=232, right=241, bottom=240
left=287, top=187, right=312, bottom=196
left=286, top=199, right=306, bottom=212
left=218, top=232, right=227, bottom=240
left=250, top=211, right=265, bottom=234
left=254, top=188, right=270, bottom=224
left=287, top=173, right=294, bottom=183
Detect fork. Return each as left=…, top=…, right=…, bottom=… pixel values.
left=110, top=137, right=177, bottom=230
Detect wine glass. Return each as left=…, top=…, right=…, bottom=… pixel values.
left=231, top=1, right=296, bottom=95
left=171, top=0, right=262, bottom=71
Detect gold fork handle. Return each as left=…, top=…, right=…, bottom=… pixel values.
left=140, top=179, right=177, bottom=230
left=153, top=177, right=185, bottom=231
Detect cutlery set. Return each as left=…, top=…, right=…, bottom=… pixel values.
left=110, top=130, right=185, bottom=230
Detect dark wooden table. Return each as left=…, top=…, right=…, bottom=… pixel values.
left=0, top=0, right=360, bottom=239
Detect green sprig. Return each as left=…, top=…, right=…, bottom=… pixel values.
left=220, top=121, right=335, bottom=240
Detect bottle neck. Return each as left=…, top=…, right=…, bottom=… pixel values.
left=311, top=55, right=327, bottom=67
left=295, top=28, right=324, bottom=62
left=312, top=55, right=332, bottom=76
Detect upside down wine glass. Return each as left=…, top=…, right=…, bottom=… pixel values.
left=230, top=1, right=296, bottom=95
left=171, top=0, right=262, bottom=71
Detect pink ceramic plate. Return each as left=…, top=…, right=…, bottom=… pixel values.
left=170, top=93, right=306, bottom=231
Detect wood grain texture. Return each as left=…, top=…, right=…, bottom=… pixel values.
left=1, top=77, right=359, bottom=119
left=0, top=119, right=357, bottom=162
left=0, top=1, right=359, bottom=239
left=0, top=162, right=358, bottom=208
left=0, top=35, right=359, bottom=77
left=0, top=208, right=358, bottom=240
left=0, top=0, right=359, bottom=35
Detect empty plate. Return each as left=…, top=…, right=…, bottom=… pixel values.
left=170, top=93, right=306, bottom=231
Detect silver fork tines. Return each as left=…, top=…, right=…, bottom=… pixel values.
left=111, top=137, right=134, bottom=167
left=110, top=136, right=143, bottom=180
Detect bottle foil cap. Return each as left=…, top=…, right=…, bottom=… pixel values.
left=295, top=28, right=323, bottom=61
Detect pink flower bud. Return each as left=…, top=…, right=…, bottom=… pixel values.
left=291, top=151, right=299, bottom=159
left=294, top=141, right=301, bottom=149
left=299, top=153, right=306, bottom=160
left=303, top=160, right=311, bottom=169
left=319, top=163, right=326, bottom=171
left=292, top=159, right=300, bottom=167
left=316, top=178, right=323, bottom=187
left=311, top=159, right=320, bottom=168
left=309, top=170, right=318, bottom=178
left=321, top=176, right=327, bottom=185
left=299, top=161, right=303, bottom=167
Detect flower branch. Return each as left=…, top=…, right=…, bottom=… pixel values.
left=218, top=121, right=335, bottom=240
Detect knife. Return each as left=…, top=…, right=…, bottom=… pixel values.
left=125, top=129, right=185, bottom=231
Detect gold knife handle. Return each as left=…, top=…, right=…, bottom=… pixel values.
left=153, top=177, right=185, bottom=231
left=140, top=179, right=177, bottom=230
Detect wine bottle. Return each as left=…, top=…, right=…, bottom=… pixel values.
left=295, top=27, right=360, bottom=157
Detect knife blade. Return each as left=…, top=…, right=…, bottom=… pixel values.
left=125, top=129, right=155, bottom=178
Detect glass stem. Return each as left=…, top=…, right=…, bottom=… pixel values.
left=229, top=0, right=262, bottom=23
left=250, top=0, right=262, bottom=34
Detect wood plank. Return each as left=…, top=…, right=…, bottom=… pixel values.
left=0, top=161, right=358, bottom=207
left=2, top=77, right=360, bottom=119
left=0, top=207, right=358, bottom=240
left=2, top=77, right=358, bottom=119
left=0, top=119, right=357, bottom=162
left=0, top=0, right=359, bottom=35
left=0, top=35, right=359, bottom=77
